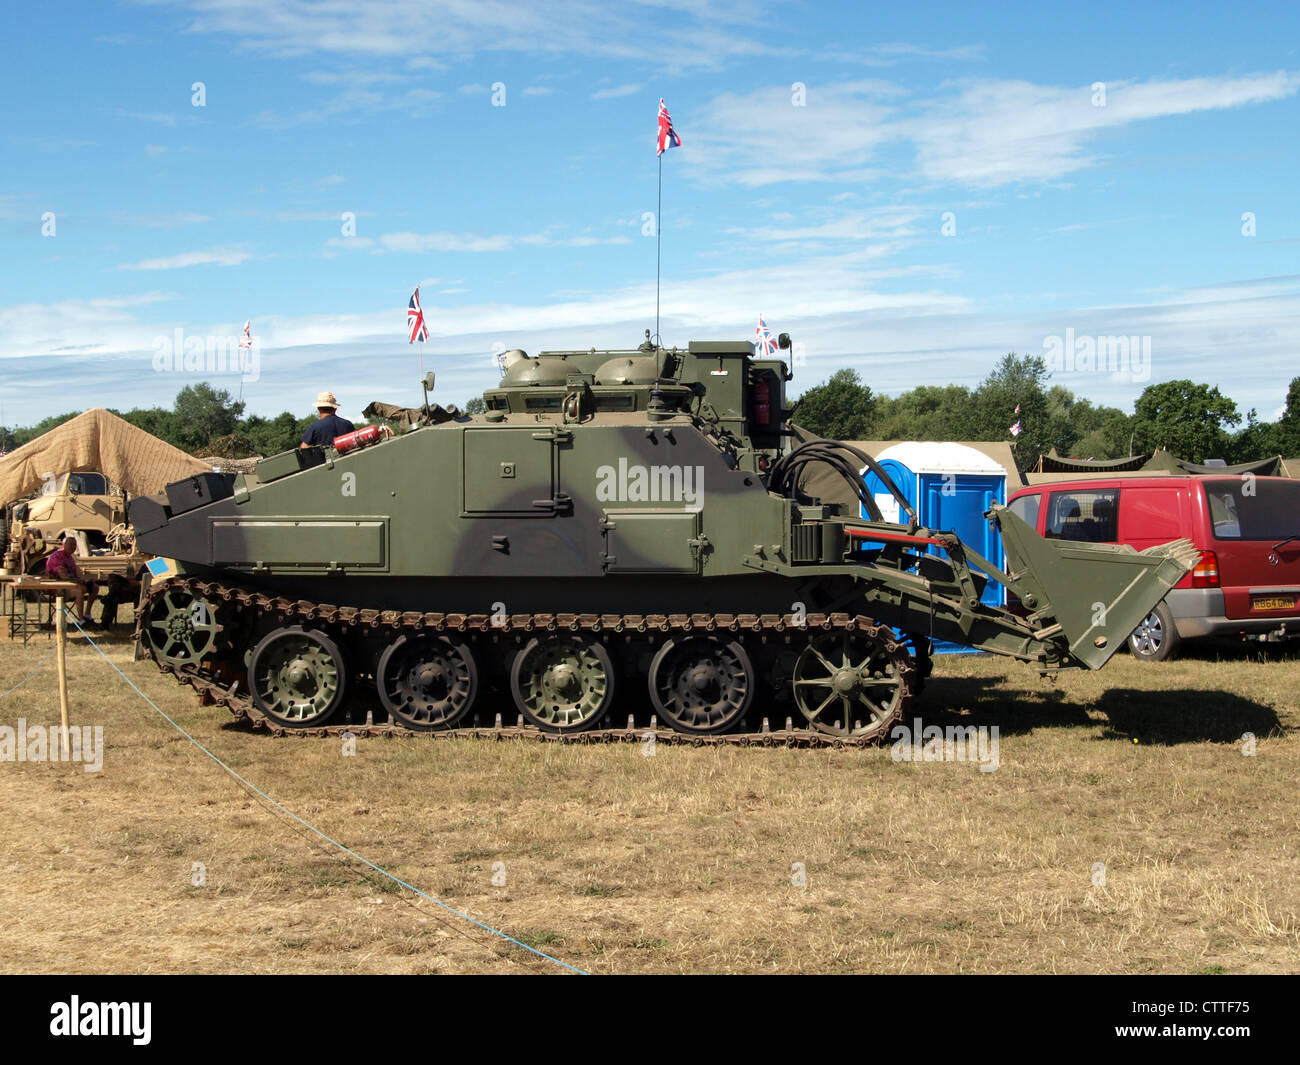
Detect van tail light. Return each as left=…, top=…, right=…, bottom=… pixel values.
left=1191, top=550, right=1220, bottom=588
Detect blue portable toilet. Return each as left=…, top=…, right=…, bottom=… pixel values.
left=861, top=443, right=1009, bottom=651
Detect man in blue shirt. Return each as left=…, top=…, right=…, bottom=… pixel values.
left=300, top=391, right=355, bottom=449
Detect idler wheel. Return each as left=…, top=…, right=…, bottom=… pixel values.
left=648, top=636, right=753, bottom=734
left=249, top=626, right=348, bottom=728
left=377, top=634, right=478, bottom=730
left=141, top=586, right=223, bottom=666
left=792, top=628, right=910, bottom=740
left=510, top=635, right=614, bottom=733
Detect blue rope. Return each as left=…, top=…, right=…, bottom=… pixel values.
left=0, top=646, right=55, bottom=700
left=64, top=610, right=588, bottom=975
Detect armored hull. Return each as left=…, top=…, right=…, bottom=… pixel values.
left=132, top=339, right=1197, bottom=742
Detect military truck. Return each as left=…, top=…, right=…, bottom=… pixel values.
left=130, top=335, right=1196, bottom=743
left=3, top=471, right=145, bottom=623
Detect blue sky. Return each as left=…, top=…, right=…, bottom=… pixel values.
left=2, top=0, right=1298, bottom=428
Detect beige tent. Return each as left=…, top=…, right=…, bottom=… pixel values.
left=789, top=429, right=1024, bottom=511
left=0, top=407, right=210, bottom=506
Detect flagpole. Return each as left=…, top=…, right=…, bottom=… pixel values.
left=416, top=282, right=424, bottom=381
left=655, top=153, right=662, bottom=345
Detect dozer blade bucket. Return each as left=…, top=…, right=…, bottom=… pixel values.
left=990, top=504, right=1199, bottom=669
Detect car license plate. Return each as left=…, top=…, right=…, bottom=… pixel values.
left=1252, top=595, right=1297, bottom=611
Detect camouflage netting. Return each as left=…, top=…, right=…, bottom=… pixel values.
left=0, top=407, right=212, bottom=506
left=196, top=455, right=261, bottom=474
left=199, top=433, right=257, bottom=459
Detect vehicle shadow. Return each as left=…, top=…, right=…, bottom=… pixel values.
left=916, top=675, right=1284, bottom=745
left=1094, top=688, right=1284, bottom=744
left=915, top=675, right=1093, bottom=737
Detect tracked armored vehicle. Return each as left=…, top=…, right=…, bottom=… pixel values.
left=131, top=335, right=1197, bottom=744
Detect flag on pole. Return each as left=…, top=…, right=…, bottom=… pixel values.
left=1009, top=421, right=1023, bottom=437
left=657, top=98, right=681, bottom=156
left=754, top=314, right=779, bottom=355
left=239, top=320, right=252, bottom=351
left=408, top=287, right=428, bottom=343
left=1013, top=403, right=1021, bottom=414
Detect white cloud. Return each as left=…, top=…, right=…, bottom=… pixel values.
left=155, top=0, right=776, bottom=72
left=590, top=83, right=643, bottom=100
left=729, top=207, right=925, bottom=244
left=906, top=72, right=1300, bottom=186
left=521, top=86, right=554, bottom=96
left=686, top=81, right=900, bottom=187
left=325, top=229, right=631, bottom=253
left=0, top=293, right=176, bottom=359
left=246, top=87, right=443, bottom=128
left=117, top=247, right=252, bottom=270
left=114, top=211, right=213, bottom=228
left=116, top=110, right=178, bottom=125
left=689, top=72, right=1300, bottom=188
left=378, top=231, right=513, bottom=254
left=5, top=272, right=1299, bottom=424
left=825, top=42, right=987, bottom=66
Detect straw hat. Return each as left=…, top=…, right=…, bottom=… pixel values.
left=314, top=391, right=339, bottom=410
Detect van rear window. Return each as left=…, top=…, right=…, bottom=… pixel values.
left=1045, top=489, right=1119, bottom=542
left=1203, top=478, right=1300, bottom=541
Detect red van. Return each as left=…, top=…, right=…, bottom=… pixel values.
left=1006, top=476, right=1300, bottom=660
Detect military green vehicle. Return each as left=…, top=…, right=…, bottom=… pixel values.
left=130, top=335, right=1197, bottom=743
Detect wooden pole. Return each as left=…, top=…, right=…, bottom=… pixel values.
left=55, top=594, right=70, bottom=758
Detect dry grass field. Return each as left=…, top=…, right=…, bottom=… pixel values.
left=1, top=614, right=1296, bottom=975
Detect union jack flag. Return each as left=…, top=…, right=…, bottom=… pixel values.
left=657, top=98, right=681, bottom=157
left=239, top=320, right=252, bottom=350
left=1009, top=421, right=1023, bottom=437
left=408, top=287, right=428, bottom=344
left=754, top=314, right=778, bottom=355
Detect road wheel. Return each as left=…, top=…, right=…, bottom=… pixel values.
left=649, top=636, right=753, bottom=734
left=249, top=626, right=348, bottom=728
left=510, top=635, right=614, bottom=733
left=377, top=634, right=477, bottom=730
left=1128, top=601, right=1180, bottom=662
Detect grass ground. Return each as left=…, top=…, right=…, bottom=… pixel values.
left=0, top=616, right=1296, bottom=974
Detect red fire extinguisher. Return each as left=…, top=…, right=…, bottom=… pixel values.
left=332, top=424, right=384, bottom=455
left=752, top=378, right=771, bottom=426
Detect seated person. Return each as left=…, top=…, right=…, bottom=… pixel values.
left=44, top=536, right=99, bottom=623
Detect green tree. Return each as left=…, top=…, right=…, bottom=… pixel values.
left=872, top=384, right=971, bottom=440
left=791, top=369, right=875, bottom=440
left=1132, top=380, right=1240, bottom=463
left=463, top=396, right=487, bottom=415
left=171, top=384, right=246, bottom=452
left=13, top=411, right=82, bottom=446
left=241, top=412, right=313, bottom=456
left=117, top=406, right=180, bottom=445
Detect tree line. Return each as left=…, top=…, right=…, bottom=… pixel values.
left=0, top=384, right=315, bottom=458
left=792, top=355, right=1300, bottom=470
left=1, top=361, right=1296, bottom=471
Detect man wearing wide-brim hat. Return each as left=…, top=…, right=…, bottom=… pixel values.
left=300, top=390, right=356, bottom=449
